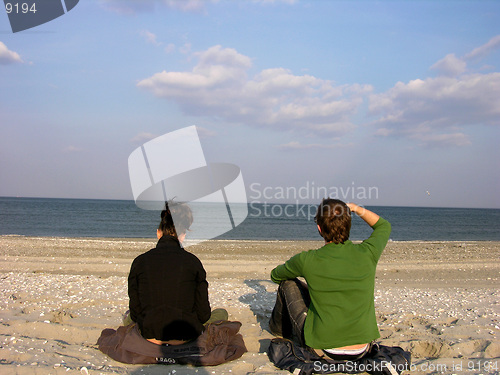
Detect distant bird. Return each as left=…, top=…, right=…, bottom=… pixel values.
left=426, top=191, right=431, bottom=196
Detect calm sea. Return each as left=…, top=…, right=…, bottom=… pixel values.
left=0, top=197, right=499, bottom=241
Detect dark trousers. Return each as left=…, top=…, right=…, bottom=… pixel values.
left=269, top=278, right=310, bottom=347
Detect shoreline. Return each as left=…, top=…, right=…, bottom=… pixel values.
left=2, top=234, right=500, bottom=242
left=0, top=237, right=499, bottom=374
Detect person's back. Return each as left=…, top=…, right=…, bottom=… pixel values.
left=127, top=201, right=211, bottom=344
left=128, top=234, right=210, bottom=342
left=269, top=199, right=391, bottom=359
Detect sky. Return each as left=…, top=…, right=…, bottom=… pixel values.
left=0, top=0, right=499, bottom=208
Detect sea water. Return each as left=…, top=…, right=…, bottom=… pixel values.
left=0, top=197, right=499, bottom=241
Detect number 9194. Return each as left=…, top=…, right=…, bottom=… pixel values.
left=5, top=2, right=37, bottom=14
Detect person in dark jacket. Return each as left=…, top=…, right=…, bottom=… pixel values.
left=127, top=201, right=226, bottom=345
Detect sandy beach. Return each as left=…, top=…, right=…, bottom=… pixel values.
left=0, top=236, right=498, bottom=375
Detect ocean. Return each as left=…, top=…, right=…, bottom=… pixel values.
left=0, top=197, right=499, bottom=241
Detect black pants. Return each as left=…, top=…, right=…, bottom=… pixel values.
left=269, top=278, right=310, bottom=347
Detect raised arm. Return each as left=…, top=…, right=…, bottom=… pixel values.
left=346, top=203, right=380, bottom=227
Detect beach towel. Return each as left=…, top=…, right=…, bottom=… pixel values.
left=97, top=320, right=247, bottom=366
left=268, top=338, right=411, bottom=375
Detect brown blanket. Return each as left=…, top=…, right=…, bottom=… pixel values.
left=97, top=320, right=247, bottom=366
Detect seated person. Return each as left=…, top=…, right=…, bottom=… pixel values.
left=269, top=199, right=391, bottom=360
left=126, top=201, right=227, bottom=345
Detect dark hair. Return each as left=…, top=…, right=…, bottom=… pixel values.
left=158, top=200, right=193, bottom=238
left=315, top=198, right=351, bottom=244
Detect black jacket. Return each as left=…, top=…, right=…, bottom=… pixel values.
left=128, top=235, right=211, bottom=341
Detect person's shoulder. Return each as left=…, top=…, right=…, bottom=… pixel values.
left=184, top=251, right=206, bottom=273
left=182, top=248, right=199, bottom=258
left=183, top=249, right=205, bottom=263
left=130, top=248, right=154, bottom=271
left=293, top=245, right=324, bottom=259
left=133, top=245, right=160, bottom=260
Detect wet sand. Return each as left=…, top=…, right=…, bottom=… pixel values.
left=0, top=236, right=499, bottom=374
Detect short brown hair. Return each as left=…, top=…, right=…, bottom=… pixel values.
left=158, top=200, right=193, bottom=238
left=315, top=199, right=351, bottom=244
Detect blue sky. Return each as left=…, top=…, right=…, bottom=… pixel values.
left=0, top=0, right=499, bottom=208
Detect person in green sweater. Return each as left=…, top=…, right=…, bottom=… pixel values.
left=269, top=199, right=391, bottom=360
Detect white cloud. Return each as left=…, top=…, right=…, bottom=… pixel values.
left=138, top=38, right=500, bottom=148
left=368, top=36, right=500, bottom=147
left=430, top=35, right=500, bottom=77
left=164, top=43, right=176, bottom=54
left=431, top=54, right=466, bottom=77
left=431, top=35, right=500, bottom=76
left=0, top=42, right=23, bottom=65
left=140, top=30, right=161, bottom=45
left=138, top=45, right=371, bottom=136
left=369, top=73, right=500, bottom=146
left=464, top=34, right=500, bottom=61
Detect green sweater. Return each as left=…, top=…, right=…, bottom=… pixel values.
left=270, top=217, right=391, bottom=349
